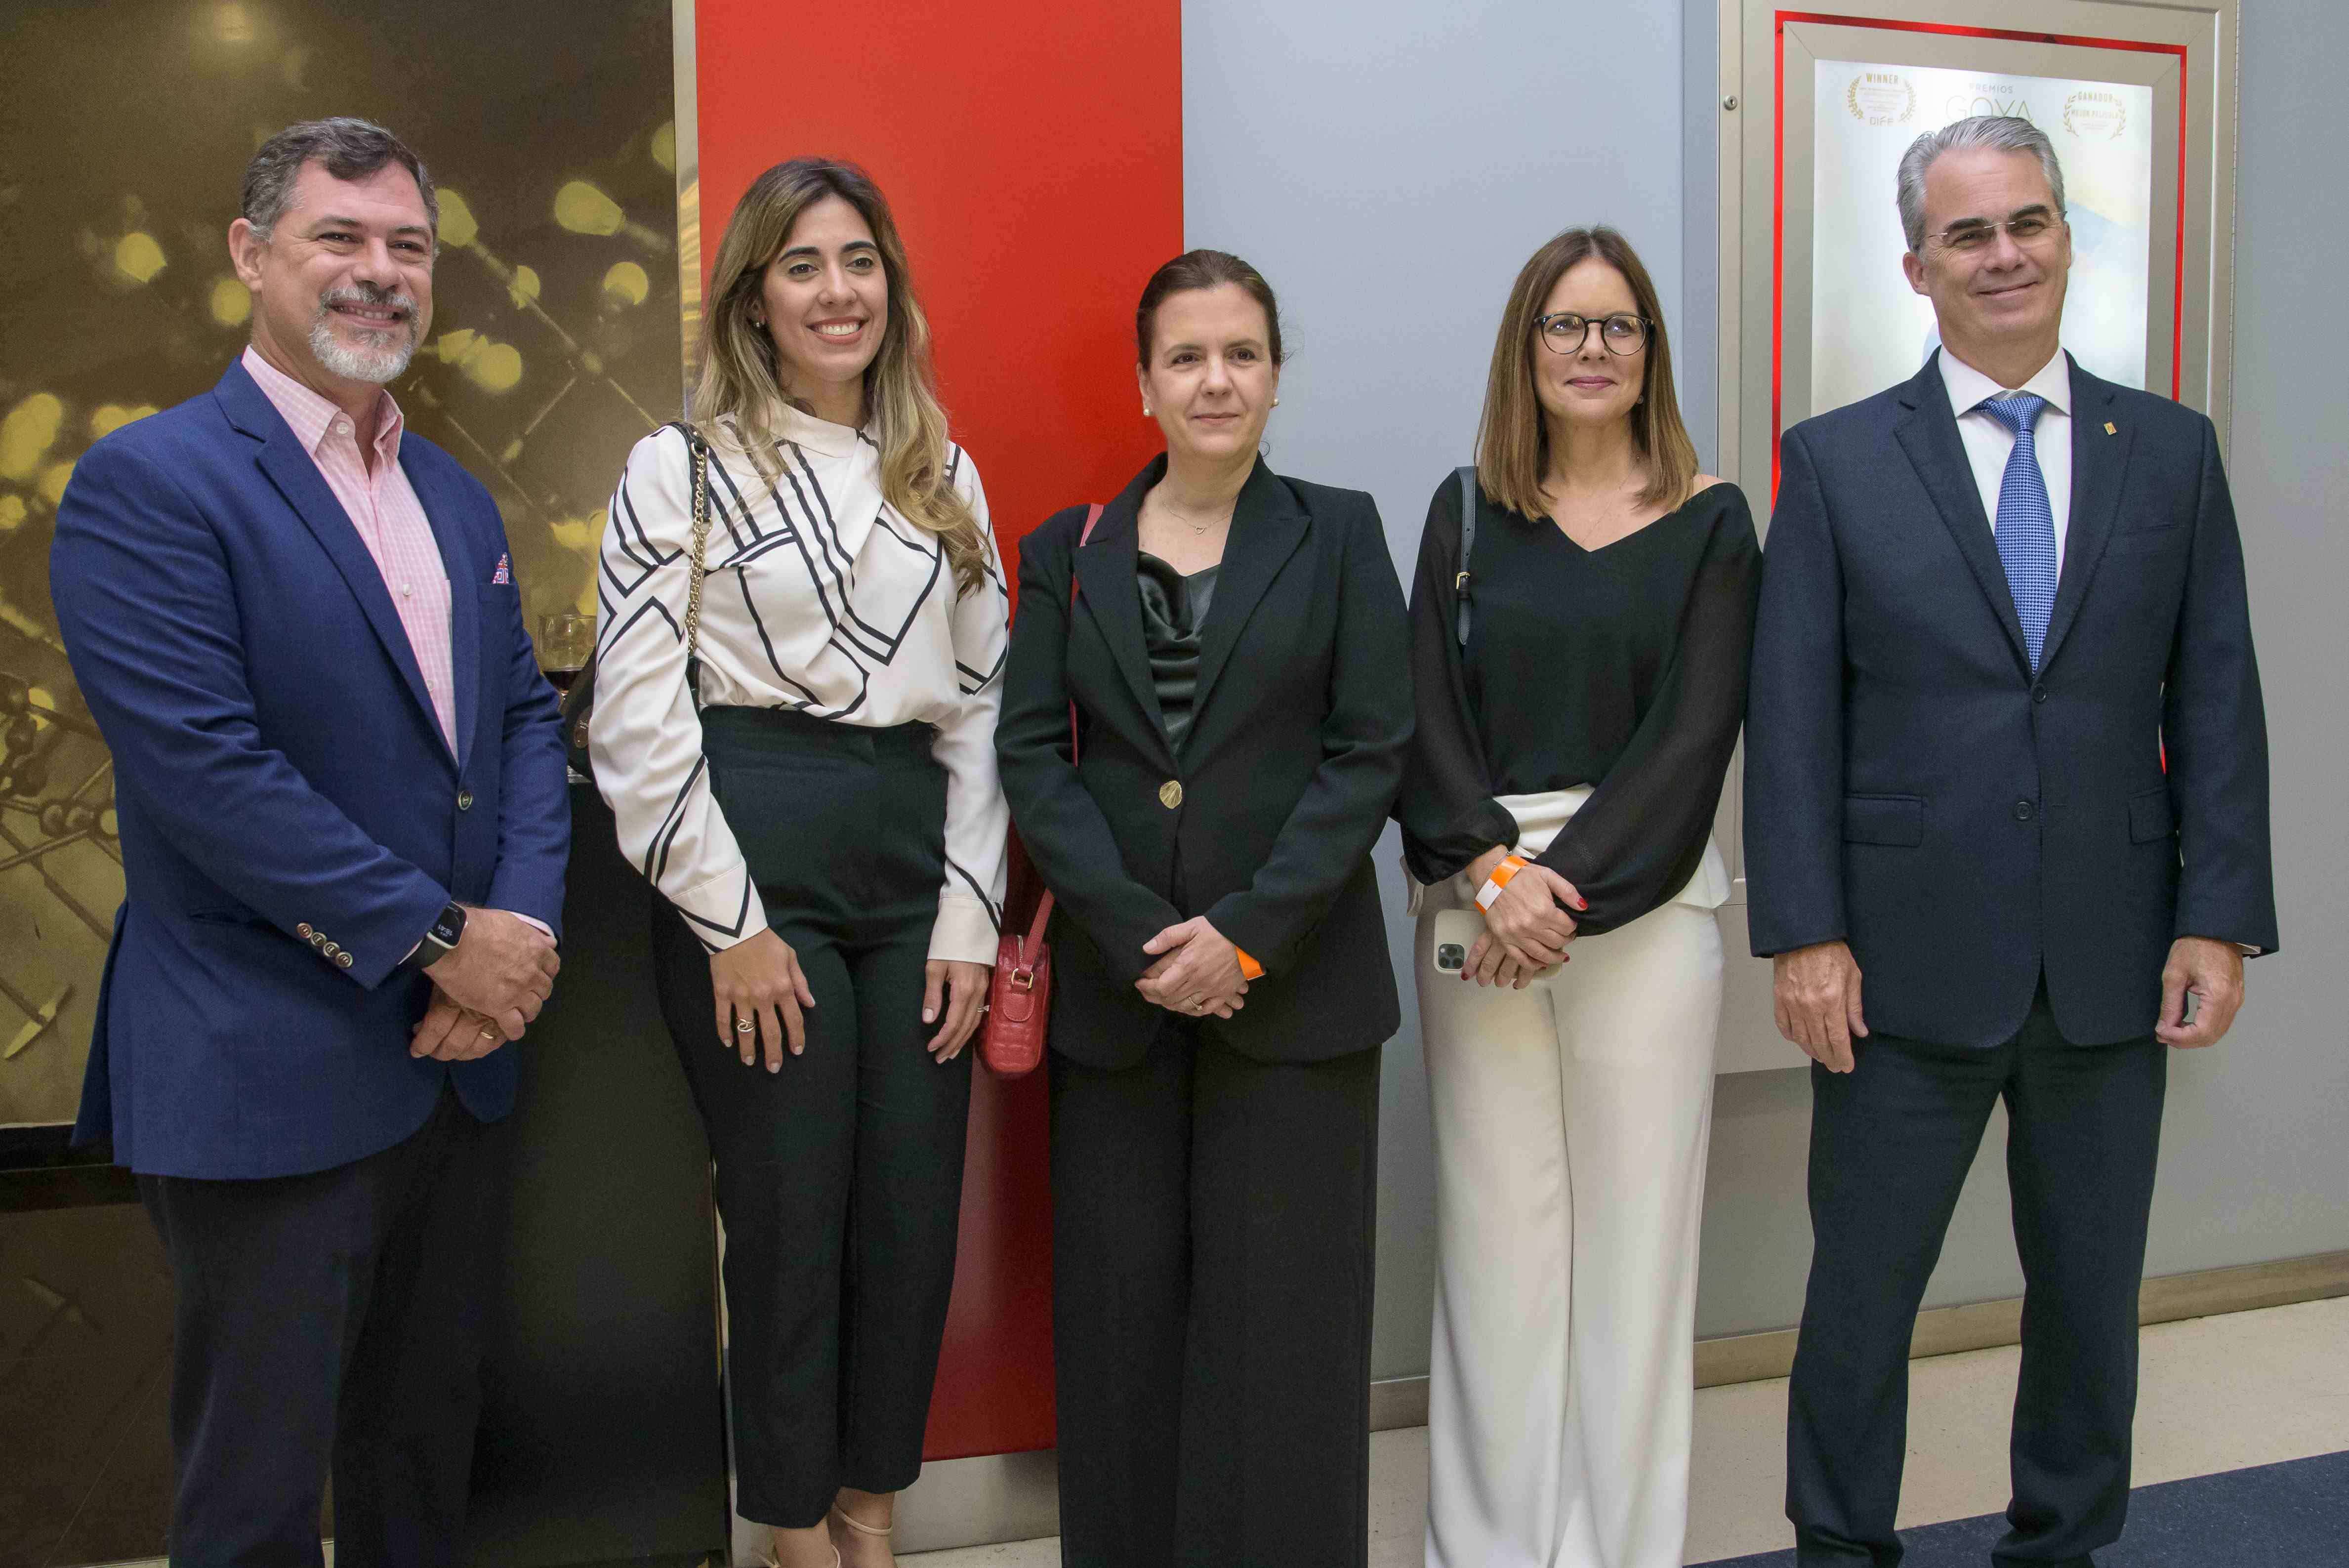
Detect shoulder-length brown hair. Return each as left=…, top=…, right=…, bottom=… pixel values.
left=695, top=158, right=989, bottom=595
left=1474, top=226, right=1699, bottom=517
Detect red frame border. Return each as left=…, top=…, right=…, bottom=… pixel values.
left=1769, top=11, right=2190, bottom=495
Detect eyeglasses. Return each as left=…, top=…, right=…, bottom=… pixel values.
left=1535, top=312, right=1650, bottom=356
left=1924, top=211, right=2066, bottom=253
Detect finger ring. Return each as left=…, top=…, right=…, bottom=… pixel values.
left=735, top=1018, right=754, bottom=1033
left=475, top=1026, right=496, bottom=1042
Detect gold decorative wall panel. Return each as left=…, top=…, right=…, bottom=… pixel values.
left=0, top=0, right=684, bottom=1127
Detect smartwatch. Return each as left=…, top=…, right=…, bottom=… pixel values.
left=404, top=902, right=468, bottom=972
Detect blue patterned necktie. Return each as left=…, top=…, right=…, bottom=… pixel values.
left=1979, top=392, right=2057, bottom=670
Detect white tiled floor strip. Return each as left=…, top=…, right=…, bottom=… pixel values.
left=904, top=1295, right=2349, bottom=1567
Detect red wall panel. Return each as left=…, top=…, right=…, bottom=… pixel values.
left=696, top=0, right=1184, bottom=1460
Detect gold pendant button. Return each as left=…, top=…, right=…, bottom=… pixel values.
left=1158, top=780, right=1184, bottom=810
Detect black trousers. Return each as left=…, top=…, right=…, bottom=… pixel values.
left=1787, top=983, right=2166, bottom=1567
left=138, top=1083, right=509, bottom=1568
left=1050, top=1025, right=1382, bottom=1568
left=654, top=706, right=972, bottom=1528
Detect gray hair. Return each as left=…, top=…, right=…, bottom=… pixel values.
left=242, top=118, right=438, bottom=243
left=1896, top=115, right=2065, bottom=252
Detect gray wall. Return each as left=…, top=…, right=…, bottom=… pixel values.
left=1186, top=0, right=2348, bottom=1377
left=1185, top=0, right=1688, bottom=1378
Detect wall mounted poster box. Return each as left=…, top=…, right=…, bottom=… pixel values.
left=1715, top=0, right=2240, bottom=503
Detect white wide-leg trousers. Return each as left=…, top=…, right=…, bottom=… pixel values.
left=1417, top=873, right=1724, bottom=1568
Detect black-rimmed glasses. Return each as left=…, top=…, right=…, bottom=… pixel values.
left=1536, top=312, right=1650, bottom=355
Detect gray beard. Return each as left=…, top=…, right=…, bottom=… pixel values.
left=310, top=316, right=416, bottom=382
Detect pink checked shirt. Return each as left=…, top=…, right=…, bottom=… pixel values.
left=242, top=346, right=457, bottom=753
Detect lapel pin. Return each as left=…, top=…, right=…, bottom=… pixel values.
left=2104, top=421, right=2117, bottom=435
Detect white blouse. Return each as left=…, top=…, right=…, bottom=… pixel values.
left=590, top=407, right=1010, bottom=964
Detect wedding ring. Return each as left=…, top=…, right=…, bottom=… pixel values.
left=735, top=1018, right=754, bottom=1033
left=475, top=1025, right=496, bottom=1042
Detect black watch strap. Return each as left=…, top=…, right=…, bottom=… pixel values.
left=408, top=902, right=467, bottom=972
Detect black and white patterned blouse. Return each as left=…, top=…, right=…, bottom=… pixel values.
left=590, top=407, right=1010, bottom=962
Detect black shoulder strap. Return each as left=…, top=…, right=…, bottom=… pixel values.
left=1454, top=464, right=1478, bottom=648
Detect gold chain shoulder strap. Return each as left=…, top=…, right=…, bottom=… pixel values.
left=681, top=425, right=710, bottom=660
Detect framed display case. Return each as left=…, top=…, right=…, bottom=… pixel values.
left=1717, top=0, right=2240, bottom=494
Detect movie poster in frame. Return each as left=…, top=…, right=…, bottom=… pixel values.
left=1718, top=0, right=2238, bottom=499
left=1811, top=60, right=2156, bottom=412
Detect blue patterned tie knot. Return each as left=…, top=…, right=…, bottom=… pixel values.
left=1980, top=391, right=2047, bottom=440
left=1979, top=392, right=2057, bottom=671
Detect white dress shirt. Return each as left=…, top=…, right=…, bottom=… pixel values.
left=591, top=408, right=1010, bottom=963
left=1939, top=346, right=2073, bottom=577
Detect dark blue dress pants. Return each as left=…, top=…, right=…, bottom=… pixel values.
left=1787, top=982, right=2165, bottom=1567
left=139, top=1083, right=510, bottom=1568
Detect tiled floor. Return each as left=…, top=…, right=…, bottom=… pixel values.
left=903, top=1295, right=2349, bottom=1567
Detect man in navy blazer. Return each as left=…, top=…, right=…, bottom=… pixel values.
left=51, top=119, right=570, bottom=1567
left=1745, top=117, right=2276, bottom=1566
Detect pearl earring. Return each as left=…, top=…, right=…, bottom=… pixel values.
left=1272, top=397, right=1280, bottom=407
left=1143, top=405, right=1153, bottom=416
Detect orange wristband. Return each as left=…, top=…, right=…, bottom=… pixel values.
left=1475, top=855, right=1530, bottom=912
left=1235, top=947, right=1265, bottom=981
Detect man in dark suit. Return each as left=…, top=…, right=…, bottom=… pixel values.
left=1744, top=115, right=2276, bottom=1566
left=51, top=119, right=571, bottom=1567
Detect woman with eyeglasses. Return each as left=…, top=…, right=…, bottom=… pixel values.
left=1396, top=226, right=1760, bottom=1568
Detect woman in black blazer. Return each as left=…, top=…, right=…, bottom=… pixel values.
left=996, top=250, right=1412, bottom=1568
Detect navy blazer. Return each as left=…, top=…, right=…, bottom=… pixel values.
left=51, top=360, right=571, bottom=1178
left=997, top=456, right=1413, bottom=1070
left=1744, top=353, right=2277, bottom=1048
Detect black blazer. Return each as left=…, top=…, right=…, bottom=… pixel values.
left=1744, top=352, right=2278, bottom=1049
left=997, top=455, right=1413, bottom=1070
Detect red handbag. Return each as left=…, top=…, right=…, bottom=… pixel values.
left=980, top=504, right=1103, bottom=1077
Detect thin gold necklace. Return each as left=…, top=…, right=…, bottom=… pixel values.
left=1155, top=496, right=1225, bottom=536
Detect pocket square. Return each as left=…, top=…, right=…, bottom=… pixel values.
left=491, top=552, right=511, bottom=585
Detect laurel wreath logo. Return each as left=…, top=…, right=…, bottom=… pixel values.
left=1847, top=73, right=1917, bottom=125
left=2062, top=90, right=2128, bottom=140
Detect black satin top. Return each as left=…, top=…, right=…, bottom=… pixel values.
left=1136, top=551, right=1221, bottom=750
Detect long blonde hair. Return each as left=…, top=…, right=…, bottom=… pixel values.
left=695, top=158, right=989, bottom=595
left=1475, top=226, right=1699, bottom=517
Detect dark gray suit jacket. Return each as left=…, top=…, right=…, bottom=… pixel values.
left=1744, top=352, right=2277, bottom=1048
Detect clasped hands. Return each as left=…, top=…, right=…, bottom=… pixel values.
left=1137, top=917, right=1249, bottom=1019
left=1461, top=846, right=1584, bottom=989
left=413, top=906, right=560, bottom=1061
